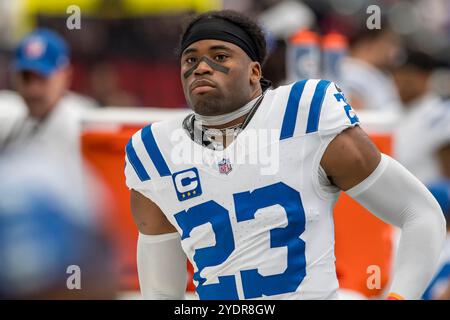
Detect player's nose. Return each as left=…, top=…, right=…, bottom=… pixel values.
left=193, top=59, right=213, bottom=76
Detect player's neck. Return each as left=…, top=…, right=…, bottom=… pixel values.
left=203, top=114, right=247, bottom=130
left=200, top=90, right=262, bottom=130
left=193, top=90, right=263, bottom=150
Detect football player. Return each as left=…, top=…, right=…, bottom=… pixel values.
left=124, top=10, right=445, bottom=300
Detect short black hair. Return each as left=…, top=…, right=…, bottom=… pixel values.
left=179, top=10, right=268, bottom=65
left=402, top=49, right=443, bottom=72
left=348, top=25, right=392, bottom=48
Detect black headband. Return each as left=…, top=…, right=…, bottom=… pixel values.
left=181, top=17, right=261, bottom=63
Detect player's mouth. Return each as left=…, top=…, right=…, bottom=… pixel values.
left=190, top=79, right=216, bottom=94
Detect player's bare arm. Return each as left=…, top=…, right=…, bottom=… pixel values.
left=321, top=125, right=380, bottom=191
left=130, top=189, right=176, bottom=235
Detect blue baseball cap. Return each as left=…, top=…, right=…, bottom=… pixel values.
left=13, top=28, right=69, bottom=77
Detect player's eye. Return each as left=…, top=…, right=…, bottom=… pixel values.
left=214, top=54, right=228, bottom=62
left=185, top=57, right=197, bottom=64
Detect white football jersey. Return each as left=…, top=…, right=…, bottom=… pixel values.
left=125, top=79, right=360, bottom=300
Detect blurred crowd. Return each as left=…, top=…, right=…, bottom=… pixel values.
left=0, top=0, right=449, bottom=299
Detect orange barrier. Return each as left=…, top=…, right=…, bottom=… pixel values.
left=334, top=133, right=394, bottom=297
left=81, top=128, right=393, bottom=296
left=81, top=127, right=196, bottom=292
left=82, top=128, right=140, bottom=290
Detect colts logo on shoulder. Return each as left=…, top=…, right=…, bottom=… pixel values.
left=172, top=168, right=202, bottom=202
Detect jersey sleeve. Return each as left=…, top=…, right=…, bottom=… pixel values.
left=124, top=123, right=176, bottom=208
left=309, top=81, right=361, bottom=198
left=278, top=79, right=360, bottom=140
left=124, top=132, right=154, bottom=197
left=124, top=151, right=143, bottom=191
left=317, top=81, right=360, bottom=136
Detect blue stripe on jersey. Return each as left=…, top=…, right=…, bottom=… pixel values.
left=141, top=124, right=171, bottom=177
left=126, top=138, right=151, bottom=182
left=306, top=80, right=331, bottom=134
left=280, top=80, right=308, bottom=140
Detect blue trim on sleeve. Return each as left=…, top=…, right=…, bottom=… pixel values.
left=126, top=138, right=151, bottom=182
left=280, top=80, right=308, bottom=140
left=306, top=80, right=331, bottom=134
left=141, top=124, right=171, bottom=177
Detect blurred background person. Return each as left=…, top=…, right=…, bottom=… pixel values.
left=89, top=62, right=141, bottom=107
left=0, top=27, right=122, bottom=299
left=0, top=28, right=97, bottom=162
left=437, top=130, right=450, bottom=180
left=393, top=50, right=450, bottom=185
left=0, top=90, right=27, bottom=148
left=0, top=147, right=118, bottom=299
left=339, top=26, right=403, bottom=112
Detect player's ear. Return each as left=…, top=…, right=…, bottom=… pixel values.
left=249, top=61, right=261, bottom=86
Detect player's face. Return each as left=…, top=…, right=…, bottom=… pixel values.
left=15, top=67, right=71, bottom=119
left=181, top=39, right=261, bottom=116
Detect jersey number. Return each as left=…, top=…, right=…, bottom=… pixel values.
left=174, top=182, right=306, bottom=299
left=334, top=92, right=359, bottom=124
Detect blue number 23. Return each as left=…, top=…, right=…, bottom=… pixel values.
left=174, top=182, right=306, bottom=300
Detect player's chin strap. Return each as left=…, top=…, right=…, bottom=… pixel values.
left=194, top=94, right=262, bottom=126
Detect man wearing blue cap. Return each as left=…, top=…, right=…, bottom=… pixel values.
left=1, top=28, right=96, bottom=154
left=13, top=28, right=71, bottom=120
